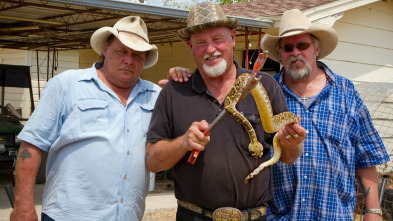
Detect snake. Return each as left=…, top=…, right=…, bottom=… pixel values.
left=224, top=73, right=299, bottom=184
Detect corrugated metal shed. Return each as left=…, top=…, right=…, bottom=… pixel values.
left=0, top=0, right=273, bottom=51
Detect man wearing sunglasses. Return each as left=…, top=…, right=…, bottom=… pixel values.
left=261, top=9, right=389, bottom=220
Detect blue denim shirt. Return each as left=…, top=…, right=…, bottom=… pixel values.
left=18, top=63, right=161, bottom=221
left=267, top=62, right=389, bottom=220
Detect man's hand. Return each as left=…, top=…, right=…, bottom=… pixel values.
left=278, top=122, right=307, bottom=148
left=182, top=120, right=210, bottom=152
left=158, top=67, right=192, bottom=86
left=278, top=122, right=306, bottom=164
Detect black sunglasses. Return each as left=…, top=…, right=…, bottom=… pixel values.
left=280, top=42, right=313, bottom=53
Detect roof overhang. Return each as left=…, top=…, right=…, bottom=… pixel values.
left=0, top=0, right=273, bottom=51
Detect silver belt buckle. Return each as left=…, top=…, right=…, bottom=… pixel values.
left=213, top=207, right=242, bottom=221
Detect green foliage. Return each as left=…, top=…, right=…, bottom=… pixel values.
left=161, top=0, right=213, bottom=9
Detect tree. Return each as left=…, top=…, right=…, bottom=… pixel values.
left=217, top=0, right=250, bottom=4
left=159, top=0, right=250, bottom=9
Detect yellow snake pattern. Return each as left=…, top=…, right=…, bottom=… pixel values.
left=224, top=73, right=299, bottom=183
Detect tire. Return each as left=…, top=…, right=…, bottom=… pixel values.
left=36, top=151, right=47, bottom=184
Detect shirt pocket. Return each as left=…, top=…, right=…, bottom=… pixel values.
left=77, top=99, right=109, bottom=132
left=325, top=109, right=346, bottom=146
left=140, top=103, right=154, bottom=136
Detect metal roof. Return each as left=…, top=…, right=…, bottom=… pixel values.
left=0, top=0, right=273, bottom=51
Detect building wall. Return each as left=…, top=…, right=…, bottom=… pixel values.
left=0, top=49, right=80, bottom=118
left=323, top=0, right=393, bottom=83
left=79, top=49, right=100, bottom=69
left=142, top=41, right=195, bottom=84
left=0, top=48, right=28, bottom=65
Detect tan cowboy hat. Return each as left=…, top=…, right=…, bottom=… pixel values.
left=90, top=16, right=158, bottom=69
left=261, top=9, right=338, bottom=63
left=177, top=2, right=238, bottom=41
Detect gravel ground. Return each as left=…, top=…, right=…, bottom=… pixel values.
left=143, top=179, right=176, bottom=220
left=143, top=208, right=176, bottom=221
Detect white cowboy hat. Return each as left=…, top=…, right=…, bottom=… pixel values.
left=90, top=16, right=158, bottom=69
left=261, top=9, right=338, bottom=63
left=177, top=2, right=238, bottom=41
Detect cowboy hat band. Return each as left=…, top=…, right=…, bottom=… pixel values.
left=90, top=16, right=158, bottom=69
left=261, top=9, right=338, bottom=63
left=177, top=2, right=238, bottom=41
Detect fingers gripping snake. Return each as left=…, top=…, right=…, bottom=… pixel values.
left=224, top=73, right=299, bottom=183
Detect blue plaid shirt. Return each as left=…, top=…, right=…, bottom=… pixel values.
left=267, top=62, right=389, bottom=220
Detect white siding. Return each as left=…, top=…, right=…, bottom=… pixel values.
left=323, top=0, right=393, bottom=83
left=1, top=49, right=80, bottom=117
left=29, top=50, right=80, bottom=106
left=0, top=49, right=27, bottom=65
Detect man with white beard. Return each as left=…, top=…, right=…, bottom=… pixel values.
left=145, top=3, right=305, bottom=221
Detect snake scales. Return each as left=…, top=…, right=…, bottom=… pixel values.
left=224, top=73, right=299, bottom=183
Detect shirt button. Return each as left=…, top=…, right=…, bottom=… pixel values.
left=302, top=198, right=305, bottom=202
left=120, top=199, right=124, bottom=203
left=124, top=175, right=127, bottom=180
left=304, top=176, right=307, bottom=179
left=127, top=151, right=130, bottom=155
left=305, top=153, right=309, bottom=156
left=127, top=129, right=130, bottom=132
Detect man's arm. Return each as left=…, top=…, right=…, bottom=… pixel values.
left=146, top=120, right=210, bottom=173
left=356, top=166, right=383, bottom=221
left=10, top=141, right=43, bottom=221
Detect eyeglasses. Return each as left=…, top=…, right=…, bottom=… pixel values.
left=280, top=42, right=313, bottom=53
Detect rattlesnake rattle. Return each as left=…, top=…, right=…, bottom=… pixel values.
left=224, top=73, right=299, bottom=184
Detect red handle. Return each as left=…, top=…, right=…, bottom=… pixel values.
left=188, top=130, right=211, bottom=164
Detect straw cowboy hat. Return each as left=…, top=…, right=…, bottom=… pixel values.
left=90, top=16, right=158, bottom=69
left=177, top=2, right=238, bottom=41
left=261, top=9, right=338, bottom=63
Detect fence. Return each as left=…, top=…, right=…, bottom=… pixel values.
left=354, top=82, right=393, bottom=220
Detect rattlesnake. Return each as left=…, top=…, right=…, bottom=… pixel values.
left=224, top=73, right=299, bottom=183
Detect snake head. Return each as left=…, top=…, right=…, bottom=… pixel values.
left=239, top=75, right=262, bottom=101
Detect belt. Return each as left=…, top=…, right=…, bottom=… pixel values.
left=177, top=200, right=266, bottom=221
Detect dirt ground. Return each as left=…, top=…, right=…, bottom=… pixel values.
left=143, top=178, right=176, bottom=221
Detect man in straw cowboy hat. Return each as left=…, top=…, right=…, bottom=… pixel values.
left=260, top=9, right=389, bottom=220
left=11, top=16, right=160, bottom=221
left=146, top=2, right=306, bottom=220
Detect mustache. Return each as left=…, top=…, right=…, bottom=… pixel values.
left=118, top=66, right=135, bottom=72
left=288, top=55, right=306, bottom=64
left=204, top=51, right=222, bottom=60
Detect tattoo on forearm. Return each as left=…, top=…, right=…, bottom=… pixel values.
left=19, top=148, right=32, bottom=162
left=357, top=175, right=370, bottom=198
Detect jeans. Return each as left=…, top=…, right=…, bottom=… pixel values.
left=41, top=213, right=56, bottom=221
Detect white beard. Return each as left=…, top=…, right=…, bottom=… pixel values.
left=203, top=52, right=227, bottom=78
